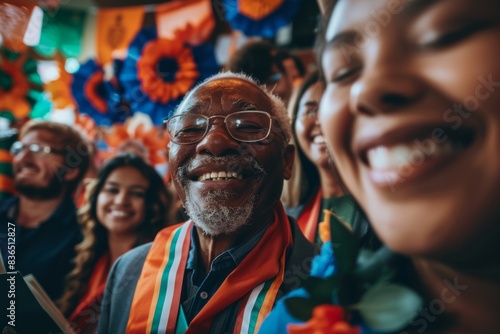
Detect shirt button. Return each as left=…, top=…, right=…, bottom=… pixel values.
left=200, top=291, right=208, bottom=300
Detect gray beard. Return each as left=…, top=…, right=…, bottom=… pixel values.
left=184, top=186, right=257, bottom=236
left=177, top=155, right=265, bottom=236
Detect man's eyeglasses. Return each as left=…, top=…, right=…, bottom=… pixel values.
left=164, top=111, right=286, bottom=145
left=10, top=141, right=65, bottom=156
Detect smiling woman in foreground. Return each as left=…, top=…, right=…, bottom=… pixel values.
left=260, top=0, right=500, bottom=333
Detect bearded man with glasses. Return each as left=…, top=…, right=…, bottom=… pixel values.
left=0, top=120, right=90, bottom=300
left=98, top=72, right=316, bottom=334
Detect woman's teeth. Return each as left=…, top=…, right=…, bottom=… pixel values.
left=313, top=135, right=325, bottom=144
left=366, top=138, right=455, bottom=171
left=198, top=171, right=243, bottom=181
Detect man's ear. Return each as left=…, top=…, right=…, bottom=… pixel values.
left=283, top=144, right=295, bottom=180
left=62, top=167, right=80, bottom=183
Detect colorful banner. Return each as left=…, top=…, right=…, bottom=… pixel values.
left=96, top=6, right=145, bottom=66
left=155, top=0, right=215, bottom=45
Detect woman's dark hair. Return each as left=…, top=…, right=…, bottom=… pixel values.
left=59, top=154, right=174, bottom=316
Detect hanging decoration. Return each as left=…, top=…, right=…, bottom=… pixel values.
left=119, top=26, right=219, bottom=125
left=155, top=0, right=215, bottom=45
left=0, top=1, right=43, bottom=52
left=222, top=0, right=301, bottom=38
left=96, top=6, right=145, bottom=66
left=35, top=8, right=85, bottom=58
left=0, top=49, right=44, bottom=121
left=71, top=59, right=128, bottom=126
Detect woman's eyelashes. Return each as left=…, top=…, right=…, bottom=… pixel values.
left=329, top=66, right=362, bottom=85
left=417, top=21, right=494, bottom=51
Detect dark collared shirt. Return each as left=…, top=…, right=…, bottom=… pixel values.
left=181, top=225, right=267, bottom=332
left=0, top=195, right=82, bottom=300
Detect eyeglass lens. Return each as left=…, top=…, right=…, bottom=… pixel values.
left=168, top=112, right=272, bottom=144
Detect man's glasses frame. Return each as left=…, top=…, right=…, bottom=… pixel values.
left=164, top=110, right=287, bottom=145
left=10, top=141, right=65, bottom=157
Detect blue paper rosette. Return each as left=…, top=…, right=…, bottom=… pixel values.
left=119, top=27, right=219, bottom=125
left=222, top=0, right=301, bottom=38
left=71, top=59, right=128, bottom=126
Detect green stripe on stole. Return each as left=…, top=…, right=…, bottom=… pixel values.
left=247, top=280, right=273, bottom=334
left=151, top=226, right=183, bottom=332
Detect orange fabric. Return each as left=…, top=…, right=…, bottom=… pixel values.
left=0, top=175, right=15, bottom=194
left=0, top=150, right=13, bottom=163
left=127, top=204, right=293, bottom=333
left=96, top=6, right=145, bottom=65
left=238, top=0, right=283, bottom=20
left=68, top=254, right=110, bottom=331
left=155, top=0, right=215, bottom=45
left=297, top=189, right=322, bottom=242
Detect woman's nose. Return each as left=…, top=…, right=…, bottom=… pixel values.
left=349, top=42, right=426, bottom=115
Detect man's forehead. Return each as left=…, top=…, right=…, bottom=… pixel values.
left=179, top=77, right=273, bottom=114
left=22, top=129, right=59, bottom=145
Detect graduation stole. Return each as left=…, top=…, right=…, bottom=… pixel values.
left=69, top=253, right=110, bottom=331
left=126, top=203, right=293, bottom=334
left=297, top=189, right=322, bottom=242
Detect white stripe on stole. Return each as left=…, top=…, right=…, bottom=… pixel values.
left=157, top=223, right=191, bottom=334
left=240, top=282, right=265, bottom=334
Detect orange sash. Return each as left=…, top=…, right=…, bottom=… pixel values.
left=296, top=189, right=322, bottom=242
left=126, top=204, right=293, bottom=334
left=69, top=254, right=110, bottom=331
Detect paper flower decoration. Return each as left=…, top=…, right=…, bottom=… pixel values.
left=0, top=49, right=44, bottom=120
left=103, top=113, right=169, bottom=166
left=71, top=59, right=128, bottom=126
left=119, top=26, right=219, bottom=125
left=222, top=0, right=301, bottom=37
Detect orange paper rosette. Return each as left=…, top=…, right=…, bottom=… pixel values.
left=104, top=123, right=168, bottom=166
left=137, top=37, right=198, bottom=104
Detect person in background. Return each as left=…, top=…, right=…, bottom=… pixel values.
left=275, top=51, right=306, bottom=88
left=98, top=72, right=316, bottom=333
left=226, top=39, right=294, bottom=105
left=283, top=70, right=360, bottom=244
left=0, top=120, right=89, bottom=300
left=59, top=154, right=174, bottom=333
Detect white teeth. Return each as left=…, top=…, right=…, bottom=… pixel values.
left=111, top=210, right=129, bottom=217
left=197, top=171, right=242, bottom=181
left=313, top=135, right=325, bottom=144
left=366, top=139, right=454, bottom=171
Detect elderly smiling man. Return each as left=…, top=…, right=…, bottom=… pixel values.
left=98, top=72, right=316, bottom=334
